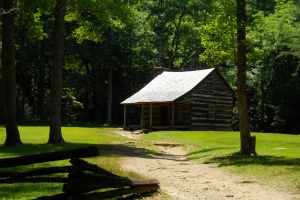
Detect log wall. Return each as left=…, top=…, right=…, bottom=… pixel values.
left=168, top=104, right=191, bottom=125
left=139, top=70, right=234, bottom=130
left=176, top=70, right=234, bottom=130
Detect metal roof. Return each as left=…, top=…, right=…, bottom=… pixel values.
left=121, top=68, right=215, bottom=104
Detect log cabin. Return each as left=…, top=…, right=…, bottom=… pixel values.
left=121, top=68, right=235, bottom=130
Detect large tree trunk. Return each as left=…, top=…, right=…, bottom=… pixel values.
left=37, top=31, right=47, bottom=120
left=236, top=0, right=256, bottom=155
left=1, top=0, right=22, bottom=146
left=106, top=66, right=113, bottom=124
left=49, top=0, right=66, bottom=144
left=167, top=12, right=184, bottom=70
left=157, top=0, right=163, bottom=67
left=106, top=28, right=113, bottom=124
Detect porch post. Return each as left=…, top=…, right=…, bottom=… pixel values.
left=141, top=104, right=144, bottom=126
left=123, top=104, right=127, bottom=127
left=150, top=103, right=153, bottom=126
left=172, top=103, right=174, bottom=126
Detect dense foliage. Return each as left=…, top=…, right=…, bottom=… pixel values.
left=0, top=0, right=299, bottom=133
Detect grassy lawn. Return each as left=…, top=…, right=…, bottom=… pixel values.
left=0, top=126, right=299, bottom=199
left=0, top=126, right=147, bottom=199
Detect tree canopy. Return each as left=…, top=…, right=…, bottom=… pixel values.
left=0, top=0, right=299, bottom=136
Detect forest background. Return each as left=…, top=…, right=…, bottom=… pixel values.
left=0, top=0, right=299, bottom=134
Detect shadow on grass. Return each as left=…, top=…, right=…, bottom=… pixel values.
left=187, top=147, right=235, bottom=160
left=1, top=120, right=119, bottom=128
left=203, top=152, right=300, bottom=168
left=0, top=142, right=167, bottom=161
left=188, top=147, right=230, bottom=155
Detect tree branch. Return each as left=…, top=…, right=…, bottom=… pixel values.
left=1, top=0, right=19, bottom=14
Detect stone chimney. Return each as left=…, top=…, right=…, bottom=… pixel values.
left=152, top=67, right=169, bottom=79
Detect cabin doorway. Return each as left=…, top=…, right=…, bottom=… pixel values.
left=160, top=106, right=168, bottom=126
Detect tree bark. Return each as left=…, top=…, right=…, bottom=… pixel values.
left=157, top=0, right=163, bottom=67
left=237, top=0, right=256, bottom=155
left=49, top=0, right=66, bottom=144
left=1, top=0, right=22, bottom=146
left=37, top=36, right=47, bottom=120
left=106, top=28, right=113, bottom=124
left=168, top=11, right=184, bottom=69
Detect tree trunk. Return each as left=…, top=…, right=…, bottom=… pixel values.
left=37, top=37, right=46, bottom=120
left=106, top=28, right=113, bottom=124
left=157, top=0, right=163, bottom=67
left=237, top=0, right=256, bottom=155
left=168, top=12, right=184, bottom=69
left=1, top=0, right=22, bottom=146
left=49, top=0, right=66, bottom=144
left=106, top=66, right=113, bottom=124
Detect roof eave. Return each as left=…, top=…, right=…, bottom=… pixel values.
left=121, top=101, right=175, bottom=105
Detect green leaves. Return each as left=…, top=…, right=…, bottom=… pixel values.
left=199, top=0, right=237, bottom=66
left=17, top=0, right=136, bottom=43
left=65, top=0, right=136, bottom=43
left=248, top=0, right=299, bottom=63
left=18, top=0, right=56, bottom=40
left=199, top=0, right=300, bottom=67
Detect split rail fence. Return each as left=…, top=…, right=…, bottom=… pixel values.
left=0, top=146, right=159, bottom=199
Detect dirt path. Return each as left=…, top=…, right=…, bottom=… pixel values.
left=117, top=131, right=300, bottom=200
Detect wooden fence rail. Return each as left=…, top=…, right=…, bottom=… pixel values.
left=0, top=146, right=160, bottom=200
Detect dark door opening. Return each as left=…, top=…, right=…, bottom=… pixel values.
left=160, top=106, right=168, bottom=126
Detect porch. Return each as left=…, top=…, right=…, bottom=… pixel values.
left=124, top=125, right=192, bottom=131
left=122, top=103, right=191, bottom=129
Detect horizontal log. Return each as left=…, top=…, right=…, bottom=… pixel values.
left=191, top=114, right=208, bottom=118
left=191, top=122, right=231, bottom=127
left=68, top=172, right=117, bottom=181
left=193, top=91, right=234, bottom=97
left=192, top=99, right=233, bottom=104
left=36, top=184, right=159, bottom=200
left=0, top=166, right=74, bottom=178
left=0, top=146, right=99, bottom=168
left=0, top=161, right=119, bottom=179
left=69, top=158, right=119, bottom=177
left=193, top=93, right=233, bottom=99
left=192, top=104, right=232, bottom=109
left=75, top=184, right=160, bottom=200
left=191, top=110, right=232, bottom=115
left=191, top=117, right=232, bottom=123
left=216, top=115, right=233, bottom=119
left=67, top=172, right=159, bottom=187
left=0, top=177, right=69, bottom=183
left=191, top=111, right=232, bottom=117
left=63, top=172, right=159, bottom=195
left=216, top=106, right=233, bottom=111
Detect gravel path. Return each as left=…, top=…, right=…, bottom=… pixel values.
left=117, top=131, right=300, bottom=200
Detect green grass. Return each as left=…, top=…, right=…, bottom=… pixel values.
left=0, top=126, right=146, bottom=199
left=0, top=127, right=299, bottom=199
